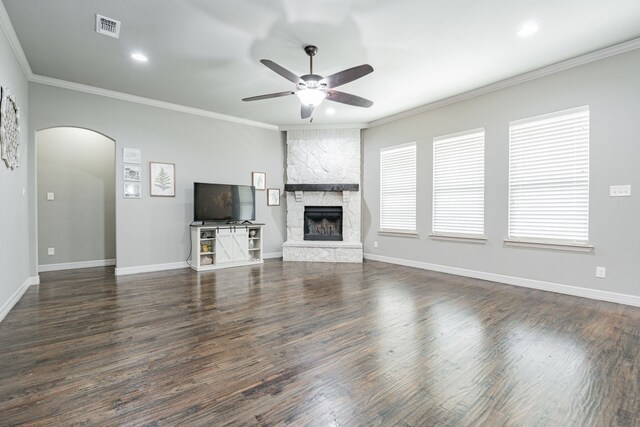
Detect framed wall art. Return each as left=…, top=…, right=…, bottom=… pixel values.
left=123, top=147, right=141, bottom=164
left=123, top=164, right=141, bottom=181
left=0, top=86, right=20, bottom=170
left=267, top=188, right=280, bottom=206
left=252, top=172, right=266, bottom=190
left=124, top=182, right=141, bottom=199
left=150, top=162, right=175, bottom=197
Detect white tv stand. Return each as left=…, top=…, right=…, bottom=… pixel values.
left=190, top=223, right=264, bottom=271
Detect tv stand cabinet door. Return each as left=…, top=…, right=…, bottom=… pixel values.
left=231, top=228, right=249, bottom=262
left=215, top=229, right=233, bottom=264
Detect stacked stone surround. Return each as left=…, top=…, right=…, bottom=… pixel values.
left=282, top=128, right=363, bottom=263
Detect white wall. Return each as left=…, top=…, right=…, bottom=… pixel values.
left=37, top=127, right=115, bottom=266
left=29, top=83, right=285, bottom=271
left=0, top=18, right=30, bottom=315
left=362, top=49, right=640, bottom=298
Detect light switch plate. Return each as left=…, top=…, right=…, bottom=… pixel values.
left=610, top=185, right=631, bottom=197
left=47, top=192, right=55, bottom=201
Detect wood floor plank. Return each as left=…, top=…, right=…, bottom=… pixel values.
left=1, top=260, right=639, bottom=426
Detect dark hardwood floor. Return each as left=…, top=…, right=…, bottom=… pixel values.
left=1, top=260, right=639, bottom=426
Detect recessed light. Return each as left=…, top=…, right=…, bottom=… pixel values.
left=326, top=107, right=336, bottom=115
left=131, top=52, right=148, bottom=62
left=518, top=22, right=539, bottom=37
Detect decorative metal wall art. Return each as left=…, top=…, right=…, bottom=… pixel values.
left=0, top=87, right=20, bottom=170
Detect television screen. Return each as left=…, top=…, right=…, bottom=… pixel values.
left=194, top=182, right=255, bottom=222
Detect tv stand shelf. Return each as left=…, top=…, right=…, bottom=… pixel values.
left=190, top=223, right=264, bottom=271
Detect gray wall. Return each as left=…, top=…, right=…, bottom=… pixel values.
left=0, top=21, right=30, bottom=308
left=29, top=83, right=285, bottom=270
left=362, top=48, right=640, bottom=297
left=37, top=127, right=115, bottom=266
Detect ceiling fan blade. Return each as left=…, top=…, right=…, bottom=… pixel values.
left=242, top=91, right=294, bottom=102
left=260, top=59, right=302, bottom=84
left=301, top=104, right=314, bottom=119
left=326, top=90, right=373, bottom=108
left=321, top=64, right=373, bottom=89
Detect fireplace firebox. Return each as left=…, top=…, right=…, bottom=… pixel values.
left=304, top=206, right=343, bottom=241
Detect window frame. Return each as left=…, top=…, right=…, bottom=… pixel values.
left=506, top=105, right=592, bottom=251
left=379, top=142, right=417, bottom=235
left=431, top=128, right=486, bottom=241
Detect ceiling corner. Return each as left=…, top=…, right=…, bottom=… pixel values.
left=0, top=0, right=32, bottom=78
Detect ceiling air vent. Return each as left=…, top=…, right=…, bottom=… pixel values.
left=95, top=14, right=121, bottom=39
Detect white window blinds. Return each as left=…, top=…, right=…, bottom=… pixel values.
left=433, top=129, right=485, bottom=237
left=380, top=143, right=416, bottom=232
left=508, top=106, right=590, bottom=244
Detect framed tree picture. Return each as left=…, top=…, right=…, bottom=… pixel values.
left=150, top=162, right=175, bottom=197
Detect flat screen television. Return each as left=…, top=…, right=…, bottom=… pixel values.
left=194, top=182, right=255, bottom=222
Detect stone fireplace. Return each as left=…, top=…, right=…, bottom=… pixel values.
left=282, top=129, right=363, bottom=263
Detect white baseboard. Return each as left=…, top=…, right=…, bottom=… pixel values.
left=364, top=253, right=640, bottom=308
left=38, top=259, right=116, bottom=272
left=115, top=254, right=282, bottom=276
left=263, top=252, right=283, bottom=259
left=114, top=261, right=189, bottom=276
left=0, top=276, right=39, bottom=323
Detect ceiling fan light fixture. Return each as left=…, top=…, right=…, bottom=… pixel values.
left=296, top=88, right=326, bottom=106
left=244, top=45, right=373, bottom=119
left=131, top=52, right=148, bottom=62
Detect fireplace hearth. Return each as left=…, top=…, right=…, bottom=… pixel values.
left=304, top=206, right=343, bottom=241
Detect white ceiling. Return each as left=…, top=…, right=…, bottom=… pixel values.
left=3, top=0, right=640, bottom=127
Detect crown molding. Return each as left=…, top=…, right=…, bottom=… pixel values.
left=29, top=36, right=640, bottom=132
left=368, top=37, right=640, bottom=128
left=0, top=0, right=33, bottom=78
left=3, top=0, right=639, bottom=132
left=29, top=74, right=279, bottom=130
left=1, top=2, right=279, bottom=131
left=279, top=123, right=368, bottom=131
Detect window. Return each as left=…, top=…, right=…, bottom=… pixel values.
left=508, top=106, right=589, bottom=245
left=380, top=142, right=416, bottom=232
left=432, top=128, right=485, bottom=237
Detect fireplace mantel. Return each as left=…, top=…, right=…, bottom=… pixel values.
left=284, top=183, right=359, bottom=192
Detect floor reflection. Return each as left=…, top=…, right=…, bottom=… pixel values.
left=9, top=262, right=638, bottom=426
left=375, top=285, right=419, bottom=381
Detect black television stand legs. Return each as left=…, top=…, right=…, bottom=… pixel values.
left=242, top=220, right=253, bottom=225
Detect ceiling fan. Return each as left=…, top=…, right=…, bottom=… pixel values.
left=242, top=45, right=374, bottom=119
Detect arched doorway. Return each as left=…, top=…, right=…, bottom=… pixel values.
left=36, top=127, right=116, bottom=272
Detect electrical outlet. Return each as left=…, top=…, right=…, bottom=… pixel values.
left=48, top=248, right=55, bottom=256
left=47, top=192, right=55, bottom=201
left=609, top=185, right=631, bottom=197
left=374, top=241, right=378, bottom=248
left=596, top=266, right=606, bottom=278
